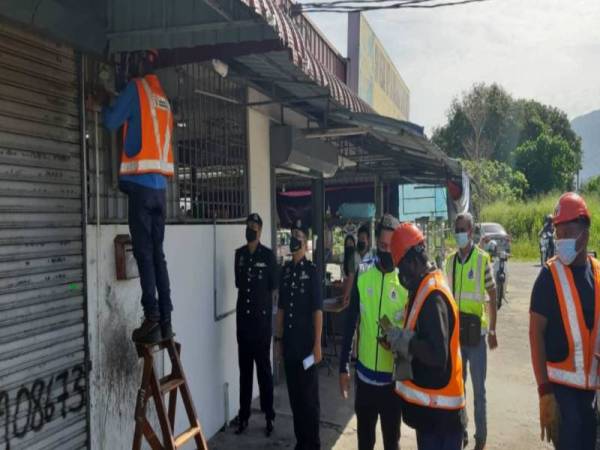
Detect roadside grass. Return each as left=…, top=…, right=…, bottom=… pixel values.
left=480, top=193, right=600, bottom=261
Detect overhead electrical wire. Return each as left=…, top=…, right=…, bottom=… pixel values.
left=298, top=0, right=493, bottom=13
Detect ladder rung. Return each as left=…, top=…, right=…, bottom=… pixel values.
left=174, top=426, right=200, bottom=447
left=160, top=375, right=185, bottom=394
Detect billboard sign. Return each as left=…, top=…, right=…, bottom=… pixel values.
left=347, top=12, right=410, bottom=120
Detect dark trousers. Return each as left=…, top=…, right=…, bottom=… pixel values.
left=126, top=184, right=172, bottom=321
left=416, top=430, right=463, bottom=450
left=553, top=384, right=597, bottom=450
left=237, top=337, right=275, bottom=421
left=284, top=359, right=320, bottom=450
left=355, top=377, right=402, bottom=450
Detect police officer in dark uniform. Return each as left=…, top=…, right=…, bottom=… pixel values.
left=275, top=219, right=323, bottom=450
left=234, top=213, right=278, bottom=436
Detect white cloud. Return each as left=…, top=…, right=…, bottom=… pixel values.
left=301, top=0, right=600, bottom=132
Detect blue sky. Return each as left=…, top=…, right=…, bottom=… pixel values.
left=301, top=0, right=600, bottom=134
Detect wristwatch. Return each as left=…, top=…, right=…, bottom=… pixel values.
left=488, top=330, right=496, bottom=336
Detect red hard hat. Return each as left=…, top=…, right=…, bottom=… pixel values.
left=553, top=192, right=590, bottom=225
left=391, top=222, right=425, bottom=267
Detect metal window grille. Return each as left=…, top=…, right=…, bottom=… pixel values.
left=86, top=60, right=249, bottom=224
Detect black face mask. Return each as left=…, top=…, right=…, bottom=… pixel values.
left=398, top=263, right=422, bottom=292
left=245, top=227, right=257, bottom=243
left=290, top=236, right=303, bottom=253
left=357, top=241, right=367, bottom=253
left=377, top=250, right=394, bottom=273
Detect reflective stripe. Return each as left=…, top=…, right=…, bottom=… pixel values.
left=405, top=277, right=436, bottom=329
left=547, top=261, right=587, bottom=387
left=456, top=292, right=486, bottom=303
left=395, top=382, right=465, bottom=409
left=589, top=260, right=600, bottom=388
left=140, top=78, right=172, bottom=164
left=474, top=253, right=483, bottom=301
left=120, top=159, right=174, bottom=174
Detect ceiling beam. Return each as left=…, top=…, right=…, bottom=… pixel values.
left=203, top=0, right=234, bottom=21
left=302, top=126, right=368, bottom=140
left=108, top=20, right=257, bottom=39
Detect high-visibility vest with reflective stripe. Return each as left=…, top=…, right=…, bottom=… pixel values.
left=445, top=246, right=490, bottom=330
left=546, top=256, right=600, bottom=390
left=395, top=270, right=465, bottom=410
left=120, top=75, right=174, bottom=177
left=357, top=266, right=408, bottom=376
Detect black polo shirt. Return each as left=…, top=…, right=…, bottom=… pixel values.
left=235, top=243, right=279, bottom=340
left=530, top=261, right=595, bottom=363
left=278, top=257, right=323, bottom=362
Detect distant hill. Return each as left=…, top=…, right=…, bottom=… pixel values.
left=572, top=110, right=600, bottom=182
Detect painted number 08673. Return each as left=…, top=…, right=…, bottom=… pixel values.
left=0, top=364, right=86, bottom=449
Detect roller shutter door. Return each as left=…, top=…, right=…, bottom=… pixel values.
left=0, top=22, right=88, bottom=449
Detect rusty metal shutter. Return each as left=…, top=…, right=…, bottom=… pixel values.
left=0, top=22, right=88, bottom=449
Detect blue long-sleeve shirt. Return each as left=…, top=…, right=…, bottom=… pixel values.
left=102, top=79, right=167, bottom=190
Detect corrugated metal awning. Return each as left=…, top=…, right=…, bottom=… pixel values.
left=329, top=110, right=462, bottom=180
left=239, top=0, right=372, bottom=113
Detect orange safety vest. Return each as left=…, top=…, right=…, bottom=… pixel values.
left=120, top=74, right=174, bottom=177
left=546, top=256, right=600, bottom=390
left=395, top=270, right=465, bottom=410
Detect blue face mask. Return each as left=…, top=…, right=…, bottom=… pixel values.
left=455, top=232, right=470, bottom=249
left=555, top=232, right=583, bottom=265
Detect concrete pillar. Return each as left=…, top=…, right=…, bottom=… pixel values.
left=311, top=177, right=325, bottom=288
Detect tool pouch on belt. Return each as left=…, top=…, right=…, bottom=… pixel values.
left=459, top=312, right=481, bottom=347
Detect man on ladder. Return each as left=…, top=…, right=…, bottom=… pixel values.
left=99, top=49, right=175, bottom=344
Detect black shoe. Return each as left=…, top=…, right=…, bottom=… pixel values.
left=265, top=419, right=274, bottom=437
left=474, top=438, right=486, bottom=450
left=234, top=419, right=248, bottom=435
left=462, top=431, right=469, bottom=449
left=161, top=321, right=174, bottom=340
left=132, top=319, right=161, bottom=344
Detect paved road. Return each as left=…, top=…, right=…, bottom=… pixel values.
left=209, top=261, right=555, bottom=449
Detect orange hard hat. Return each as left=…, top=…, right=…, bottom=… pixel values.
left=553, top=192, right=590, bottom=225
left=391, top=222, right=425, bottom=267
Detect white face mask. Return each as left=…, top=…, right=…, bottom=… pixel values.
left=455, top=232, right=470, bottom=249
left=556, top=233, right=582, bottom=266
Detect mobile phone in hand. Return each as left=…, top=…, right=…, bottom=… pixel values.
left=379, top=315, right=393, bottom=333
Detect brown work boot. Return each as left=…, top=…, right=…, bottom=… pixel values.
left=132, top=318, right=161, bottom=344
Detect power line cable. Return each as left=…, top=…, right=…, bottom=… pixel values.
left=299, top=0, right=493, bottom=13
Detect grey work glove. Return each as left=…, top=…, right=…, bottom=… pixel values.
left=386, top=327, right=415, bottom=359
left=394, top=353, right=413, bottom=381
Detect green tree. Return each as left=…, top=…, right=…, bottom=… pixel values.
left=433, top=85, right=582, bottom=170
left=582, top=175, right=600, bottom=195
left=461, top=159, right=528, bottom=214
left=515, top=100, right=582, bottom=164
left=513, top=134, right=578, bottom=195
left=432, top=83, right=519, bottom=163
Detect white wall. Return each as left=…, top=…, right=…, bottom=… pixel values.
left=87, top=106, right=273, bottom=449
